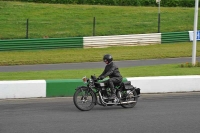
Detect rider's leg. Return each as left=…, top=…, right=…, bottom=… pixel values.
left=107, top=78, right=118, bottom=99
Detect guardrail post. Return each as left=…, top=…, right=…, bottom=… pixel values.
left=93, top=17, right=96, bottom=36
left=26, top=19, right=29, bottom=39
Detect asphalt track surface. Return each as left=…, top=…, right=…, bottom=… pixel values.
left=0, top=92, right=200, bottom=133
left=1, top=57, right=200, bottom=72
left=1, top=57, right=200, bottom=133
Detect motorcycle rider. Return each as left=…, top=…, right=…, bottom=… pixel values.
left=98, top=54, right=123, bottom=100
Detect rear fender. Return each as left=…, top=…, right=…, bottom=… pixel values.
left=135, top=87, right=141, bottom=95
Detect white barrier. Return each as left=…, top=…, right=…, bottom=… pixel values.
left=127, top=75, right=200, bottom=93
left=0, top=80, right=46, bottom=99
left=0, top=76, right=200, bottom=99
left=84, top=33, right=161, bottom=48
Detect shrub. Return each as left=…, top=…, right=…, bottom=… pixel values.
left=180, top=62, right=200, bottom=68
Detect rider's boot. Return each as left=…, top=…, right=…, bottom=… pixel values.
left=109, top=94, right=116, bottom=100
left=109, top=88, right=116, bottom=100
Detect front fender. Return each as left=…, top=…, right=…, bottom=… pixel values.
left=75, top=86, right=97, bottom=105
left=75, top=86, right=88, bottom=90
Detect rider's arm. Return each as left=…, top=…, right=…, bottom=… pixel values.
left=101, top=65, right=115, bottom=78
left=99, top=68, right=106, bottom=78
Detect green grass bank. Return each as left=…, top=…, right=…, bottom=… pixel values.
left=0, top=1, right=197, bottom=39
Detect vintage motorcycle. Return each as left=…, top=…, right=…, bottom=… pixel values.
left=73, top=75, right=140, bottom=111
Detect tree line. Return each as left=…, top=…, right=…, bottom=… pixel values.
left=3, top=0, right=197, bottom=7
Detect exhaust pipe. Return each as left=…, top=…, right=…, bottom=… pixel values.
left=121, top=101, right=136, bottom=104
left=132, top=95, right=140, bottom=98
left=105, top=100, right=136, bottom=105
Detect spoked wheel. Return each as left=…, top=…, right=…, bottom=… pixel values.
left=121, top=90, right=138, bottom=108
left=73, top=87, right=96, bottom=111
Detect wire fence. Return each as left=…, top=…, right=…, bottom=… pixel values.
left=0, top=17, right=159, bottom=39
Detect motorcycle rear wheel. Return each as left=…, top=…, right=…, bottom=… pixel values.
left=73, top=87, right=95, bottom=111
left=121, top=90, right=138, bottom=108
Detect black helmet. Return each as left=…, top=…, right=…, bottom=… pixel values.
left=103, top=54, right=113, bottom=63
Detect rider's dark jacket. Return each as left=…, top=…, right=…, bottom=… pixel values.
left=99, top=62, right=122, bottom=79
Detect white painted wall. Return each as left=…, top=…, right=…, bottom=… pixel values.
left=0, top=80, right=46, bottom=99
left=127, top=75, right=200, bottom=93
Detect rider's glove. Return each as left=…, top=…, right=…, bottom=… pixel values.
left=98, top=76, right=104, bottom=80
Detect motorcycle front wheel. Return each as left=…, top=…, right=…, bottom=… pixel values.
left=73, top=87, right=96, bottom=111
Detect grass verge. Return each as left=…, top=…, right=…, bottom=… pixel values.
left=0, top=42, right=199, bottom=66
left=0, top=64, right=200, bottom=80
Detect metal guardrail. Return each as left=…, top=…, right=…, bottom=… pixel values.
left=0, top=31, right=192, bottom=51
left=161, top=31, right=190, bottom=43
left=0, top=37, right=83, bottom=51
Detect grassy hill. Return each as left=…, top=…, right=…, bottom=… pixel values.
left=0, top=1, right=197, bottom=39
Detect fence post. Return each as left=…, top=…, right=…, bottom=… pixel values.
left=93, top=17, right=96, bottom=36
left=26, top=19, right=29, bottom=39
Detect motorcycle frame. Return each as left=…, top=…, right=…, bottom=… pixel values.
left=76, top=77, right=138, bottom=106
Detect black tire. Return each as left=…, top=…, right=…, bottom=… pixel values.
left=121, top=90, right=138, bottom=108
left=73, top=87, right=96, bottom=111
